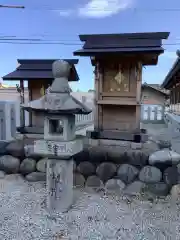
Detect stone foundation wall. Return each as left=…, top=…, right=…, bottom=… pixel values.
left=1, top=139, right=180, bottom=199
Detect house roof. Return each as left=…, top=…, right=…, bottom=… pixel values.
left=74, top=32, right=170, bottom=65
left=142, top=83, right=168, bottom=96
left=2, top=59, right=79, bottom=82
left=161, top=55, right=180, bottom=89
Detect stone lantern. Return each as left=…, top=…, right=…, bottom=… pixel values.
left=22, top=60, right=91, bottom=214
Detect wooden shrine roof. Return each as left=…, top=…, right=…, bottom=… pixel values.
left=74, top=32, right=170, bottom=62
left=161, top=54, right=180, bottom=89
left=2, top=59, right=79, bottom=82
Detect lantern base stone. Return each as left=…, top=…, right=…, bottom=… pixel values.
left=46, top=159, right=73, bottom=214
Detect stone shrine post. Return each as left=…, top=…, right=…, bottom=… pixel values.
left=46, top=155, right=74, bottom=213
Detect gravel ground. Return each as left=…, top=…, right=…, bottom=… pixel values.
left=0, top=178, right=180, bottom=240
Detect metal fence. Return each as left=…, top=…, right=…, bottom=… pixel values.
left=141, top=104, right=165, bottom=123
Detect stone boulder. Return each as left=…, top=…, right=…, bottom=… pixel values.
left=6, top=139, right=35, bottom=159
left=73, top=149, right=89, bottom=164
left=157, top=140, right=171, bottom=149
left=25, top=172, right=46, bottom=182
left=127, top=151, right=148, bottom=167
left=163, top=166, right=178, bottom=186
left=142, top=141, right=160, bottom=155
left=144, top=182, right=170, bottom=196
left=0, top=155, right=20, bottom=173
left=6, top=140, right=25, bottom=158
left=5, top=174, right=25, bottom=182
left=123, top=181, right=146, bottom=196
left=0, top=142, right=9, bottom=156
left=20, top=158, right=36, bottom=175
left=139, top=166, right=162, bottom=183
left=170, top=184, right=180, bottom=201
left=36, top=158, right=48, bottom=173
left=117, top=164, right=139, bottom=184
left=0, top=170, right=5, bottom=179
left=96, top=162, right=117, bottom=182
left=149, top=150, right=180, bottom=170
left=106, top=146, right=128, bottom=164
left=88, top=146, right=108, bottom=163
left=77, top=161, right=95, bottom=177
left=24, top=145, right=36, bottom=158
left=86, top=175, right=104, bottom=188
left=73, top=173, right=85, bottom=188
left=105, top=179, right=125, bottom=192
left=176, top=162, right=180, bottom=177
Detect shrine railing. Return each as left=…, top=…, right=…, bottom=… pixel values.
left=75, top=111, right=94, bottom=127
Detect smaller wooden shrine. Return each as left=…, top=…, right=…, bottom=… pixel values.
left=2, top=59, right=79, bottom=133
left=74, top=32, right=170, bottom=142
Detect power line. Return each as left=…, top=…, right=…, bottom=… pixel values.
left=0, top=37, right=80, bottom=42
left=2, top=34, right=180, bottom=40
left=0, top=40, right=180, bottom=46
left=2, top=5, right=180, bottom=12
left=0, top=4, right=24, bottom=9
left=0, top=41, right=81, bottom=45
left=0, top=34, right=180, bottom=46
left=1, top=36, right=180, bottom=44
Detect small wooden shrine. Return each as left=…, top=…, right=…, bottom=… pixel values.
left=2, top=59, right=79, bottom=133
left=74, top=32, right=170, bottom=142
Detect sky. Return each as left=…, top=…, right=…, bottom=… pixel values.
left=0, top=0, right=180, bottom=91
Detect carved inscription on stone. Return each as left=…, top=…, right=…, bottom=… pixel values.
left=46, top=159, right=74, bottom=213
left=34, top=139, right=83, bottom=157
left=47, top=161, right=64, bottom=200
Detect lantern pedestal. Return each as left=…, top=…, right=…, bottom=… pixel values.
left=46, top=159, right=73, bottom=214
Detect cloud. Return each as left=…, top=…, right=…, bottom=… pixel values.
left=78, top=0, right=132, bottom=18
left=54, top=0, right=132, bottom=18
left=54, top=9, right=74, bottom=17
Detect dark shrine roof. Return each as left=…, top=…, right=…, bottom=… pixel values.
left=161, top=55, right=180, bottom=89
left=73, top=32, right=170, bottom=57
left=2, top=59, right=79, bottom=81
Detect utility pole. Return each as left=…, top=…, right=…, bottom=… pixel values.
left=0, top=5, right=25, bottom=9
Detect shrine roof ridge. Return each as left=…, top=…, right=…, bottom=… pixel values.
left=79, top=32, right=170, bottom=41
left=17, top=59, right=79, bottom=65
left=74, top=32, right=170, bottom=58
left=2, top=58, right=79, bottom=82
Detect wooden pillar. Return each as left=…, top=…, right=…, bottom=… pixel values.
left=135, top=62, right=142, bottom=130
left=28, top=81, right=32, bottom=126
left=178, top=83, right=180, bottom=113
left=20, top=79, right=25, bottom=127
left=174, top=85, right=177, bottom=112
left=173, top=86, right=176, bottom=112
left=98, top=63, right=103, bottom=131
left=175, top=83, right=179, bottom=113
left=94, top=65, right=98, bottom=131
left=171, top=87, right=174, bottom=112
left=94, top=61, right=101, bottom=131
left=170, top=88, right=173, bottom=111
